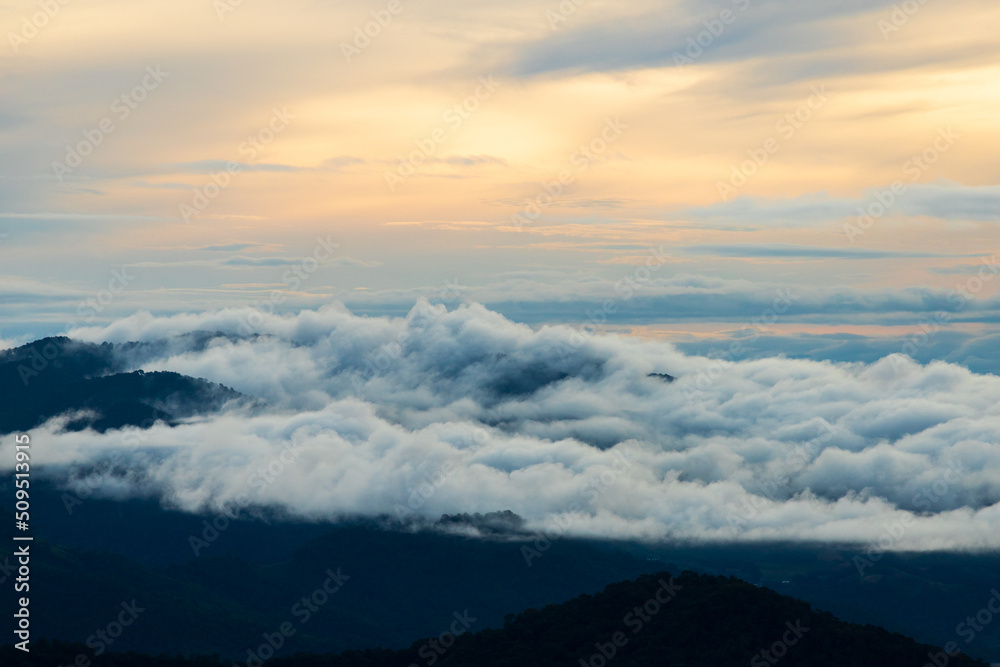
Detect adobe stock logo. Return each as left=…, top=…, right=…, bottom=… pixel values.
left=672, top=0, right=752, bottom=68
left=384, top=76, right=500, bottom=192
left=843, top=127, right=958, bottom=244
left=340, top=0, right=406, bottom=63
left=577, top=578, right=682, bottom=667
left=716, top=86, right=828, bottom=202
left=877, top=0, right=931, bottom=39
left=179, top=106, right=295, bottom=223
left=52, top=67, right=169, bottom=182
left=750, top=621, right=810, bottom=666
left=8, top=0, right=73, bottom=54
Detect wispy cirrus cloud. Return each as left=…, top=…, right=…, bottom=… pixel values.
left=680, top=244, right=984, bottom=260
left=678, top=182, right=1000, bottom=228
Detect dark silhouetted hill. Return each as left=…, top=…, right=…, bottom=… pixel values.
left=428, top=571, right=989, bottom=666
left=0, top=500, right=663, bottom=657
left=0, top=572, right=987, bottom=667
left=0, top=336, right=246, bottom=434
left=8, top=484, right=1000, bottom=661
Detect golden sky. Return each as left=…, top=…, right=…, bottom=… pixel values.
left=2, top=0, right=999, bottom=343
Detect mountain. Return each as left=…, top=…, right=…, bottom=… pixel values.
left=0, top=336, right=246, bottom=434
left=0, top=571, right=987, bottom=667
left=8, top=483, right=1000, bottom=661
left=0, top=500, right=662, bottom=657
left=423, top=570, right=990, bottom=666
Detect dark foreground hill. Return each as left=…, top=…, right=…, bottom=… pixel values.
left=8, top=484, right=1000, bottom=661
left=429, top=571, right=989, bottom=666
left=0, top=336, right=246, bottom=434
left=1, top=572, right=987, bottom=667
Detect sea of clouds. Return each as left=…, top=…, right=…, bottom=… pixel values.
left=10, top=300, right=1000, bottom=550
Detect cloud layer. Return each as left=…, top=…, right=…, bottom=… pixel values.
left=5, top=302, right=999, bottom=551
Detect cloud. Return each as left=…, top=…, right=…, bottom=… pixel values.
left=198, top=243, right=270, bottom=252
left=127, top=256, right=382, bottom=269
left=5, top=302, right=1000, bottom=551
left=220, top=256, right=307, bottom=267
left=903, top=182, right=1000, bottom=221
left=452, top=273, right=1000, bottom=326
left=0, top=275, right=85, bottom=303
left=166, top=157, right=370, bottom=176
left=0, top=212, right=166, bottom=222
left=675, top=329, right=1000, bottom=377
left=681, top=244, right=979, bottom=260
left=322, top=156, right=366, bottom=169
left=507, top=0, right=901, bottom=77
left=429, top=155, right=508, bottom=167
left=169, top=160, right=306, bottom=174
left=679, top=182, right=1000, bottom=228
left=327, top=257, right=384, bottom=268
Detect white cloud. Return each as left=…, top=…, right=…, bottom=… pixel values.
left=6, top=301, right=999, bottom=550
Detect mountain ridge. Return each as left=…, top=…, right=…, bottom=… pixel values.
left=0, top=336, right=247, bottom=434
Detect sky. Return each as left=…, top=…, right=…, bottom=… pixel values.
left=1, top=0, right=999, bottom=360
left=2, top=0, right=1000, bottom=548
